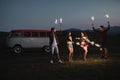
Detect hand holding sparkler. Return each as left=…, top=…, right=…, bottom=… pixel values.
left=75, top=37, right=81, bottom=40
left=105, top=14, right=110, bottom=25
left=91, top=16, right=95, bottom=27
left=89, top=41, right=101, bottom=47
left=76, top=42, right=80, bottom=45
left=91, top=23, right=95, bottom=27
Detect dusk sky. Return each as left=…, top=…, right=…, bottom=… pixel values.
left=0, top=0, right=120, bottom=32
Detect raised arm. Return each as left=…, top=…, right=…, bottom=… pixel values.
left=83, top=37, right=91, bottom=43
left=105, top=21, right=110, bottom=32
left=91, top=23, right=97, bottom=32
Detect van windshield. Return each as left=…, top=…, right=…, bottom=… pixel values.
left=11, top=31, right=22, bottom=37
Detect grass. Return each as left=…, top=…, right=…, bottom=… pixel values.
left=0, top=51, right=120, bottom=80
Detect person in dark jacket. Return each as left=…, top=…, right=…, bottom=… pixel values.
left=49, top=27, right=63, bottom=64
left=91, top=21, right=110, bottom=59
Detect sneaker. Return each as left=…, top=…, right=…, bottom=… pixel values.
left=58, top=60, right=63, bottom=63
left=50, top=60, right=53, bottom=64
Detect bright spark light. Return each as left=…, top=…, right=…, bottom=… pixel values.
left=105, top=14, right=109, bottom=18
left=91, top=16, right=94, bottom=21
left=91, top=41, right=95, bottom=45
left=55, top=19, right=58, bottom=24
left=95, top=44, right=101, bottom=47
left=76, top=42, right=80, bottom=45
left=60, top=18, right=62, bottom=23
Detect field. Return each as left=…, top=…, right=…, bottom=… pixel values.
left=0, top=31, right=120, bottom=80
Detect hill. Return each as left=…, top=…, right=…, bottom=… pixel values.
left=64, top=28, right=82, bottom=32
left=108, top=26, right=120, bottom=35
left=63, top=26, right=120, bottom=35
left=0, top=26, right=120, bottom=36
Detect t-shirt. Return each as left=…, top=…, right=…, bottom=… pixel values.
left=52, top=35, right=57, bottom=46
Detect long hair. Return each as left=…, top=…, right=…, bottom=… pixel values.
left=81, top=31, right=90, bottom=42
left=81, top=31, right=88, bottom=38
left=67, top=32, right=72, bottom=41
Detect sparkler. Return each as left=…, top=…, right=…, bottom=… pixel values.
left=91, top=16, right=94, bottom=21
left=76, top=42, right=80, bottom=45
left=55, top=19, right=58, bottom=24
left=54, top=19, right=58, bottom=28
left=105, top=14, right=110, bottom=21
left=91, top=16, right=95, bottom=27
left=60, top=18, right=62, bottom=23
left=105, top=14, right=109, bottom=19
left=60, top=18, right=62, bottom=33
left=54, top=18, right=63, bottom=32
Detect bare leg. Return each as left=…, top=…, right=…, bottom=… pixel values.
left=69, top=52, right=71, bottom=62
left=68, top=48, right=72, bottom=62
left=104, top=48, right=108, bottom=58
left=84, top=52, right=87, bottom=60
left=83, top=47, right=88, bottom=60
left=70, top=48, right=74, bottom=62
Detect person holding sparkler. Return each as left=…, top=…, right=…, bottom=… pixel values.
left=91, top=14, right=110, bottom=59
left=76, top=31, right=91, bottom=60
left=49, top=27, right=63, bottom=64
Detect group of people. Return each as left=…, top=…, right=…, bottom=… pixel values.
left=49, top=21, right=110, bottom=63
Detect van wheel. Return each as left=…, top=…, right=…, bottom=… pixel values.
left=44, top=46, right=51, bottom=53
left=13, top=45, right=22, bottom=54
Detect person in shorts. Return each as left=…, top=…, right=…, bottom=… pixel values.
left=67, top=32, right=74, bottom=62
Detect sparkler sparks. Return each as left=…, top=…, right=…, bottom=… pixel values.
left=105, top=14, right=109, bottom=18
left=91, top=16, right=94, bottom=21
left=55, top=19, right=58, bottom=24
left=60, top=18, right=62, bottom=23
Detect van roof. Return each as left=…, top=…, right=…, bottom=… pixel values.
left=11, top=29, right=50, bottom=32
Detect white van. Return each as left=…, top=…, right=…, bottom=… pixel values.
left=6, top=29, right=51, bottom=54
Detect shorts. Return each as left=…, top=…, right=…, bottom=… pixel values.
left=67, top=41, right=73, bottom=48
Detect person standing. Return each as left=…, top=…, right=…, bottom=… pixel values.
left=91, top=21, right=110, bottom=59
left=49, top=27, right=63, bottom=64
left=76, top=32, right=91, bottom=60
left=67, top=32, right=74, bottom=62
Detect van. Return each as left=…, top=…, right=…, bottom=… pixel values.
left=6, top=29, right=51, bottom=54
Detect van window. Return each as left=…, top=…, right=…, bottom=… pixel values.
left=24, top=32, right=31, bottom=37
left=46, top=32, right=50, bottom=37
left=32, top=32, right=38, bottom=37
left=40, top=32, right=46, bottom=37
left=12, top=32, right=22, bottom=37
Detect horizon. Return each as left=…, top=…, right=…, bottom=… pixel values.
left=0, top=26, right=120, bottom=32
